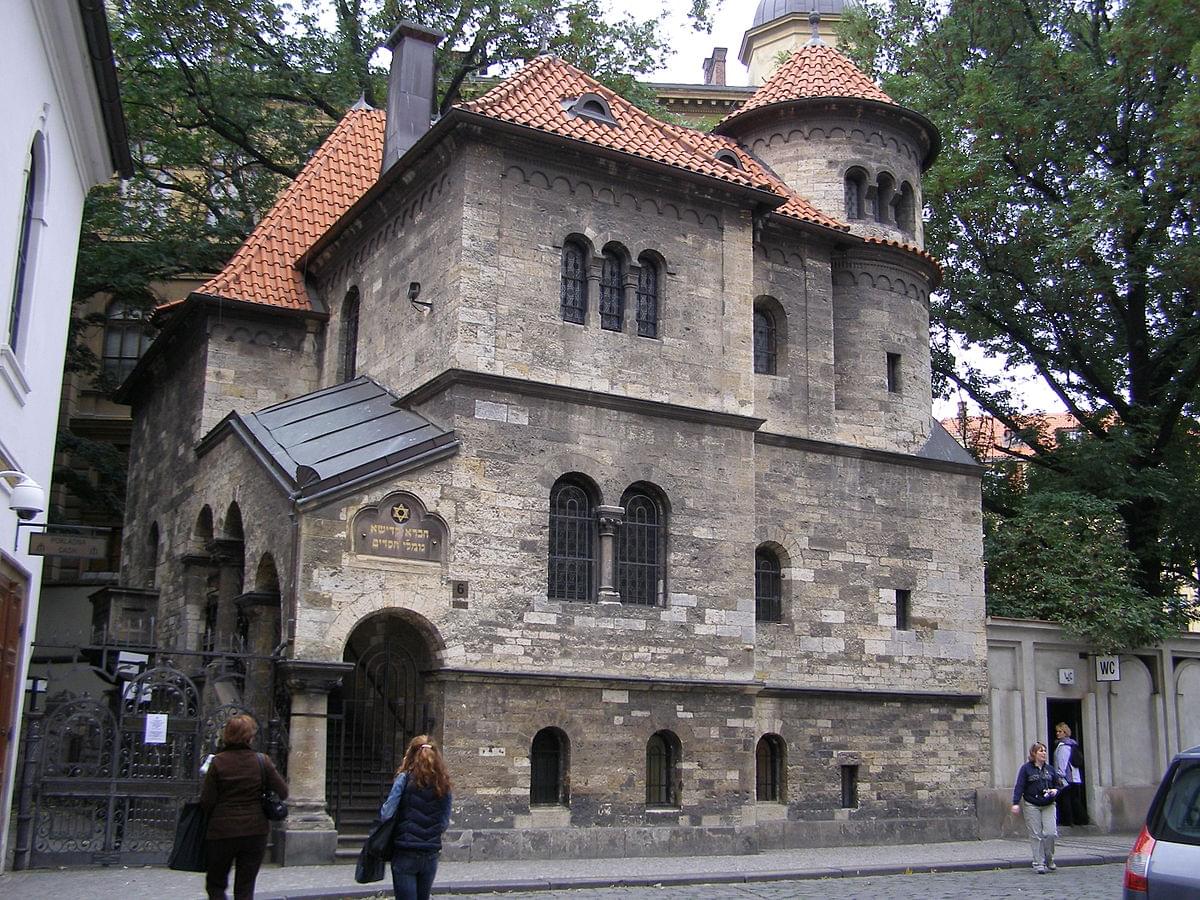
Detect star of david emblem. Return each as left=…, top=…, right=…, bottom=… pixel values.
left=390, top=504, right=410, bottom=524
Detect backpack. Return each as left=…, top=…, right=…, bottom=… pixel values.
left=1069, top=741, right=1084, bottom=771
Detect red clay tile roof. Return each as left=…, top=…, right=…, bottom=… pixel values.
left=720, top=41, right=894, bottom=129
left=863, top=235, right=941, bottom=275
left=172, top=108, right=385, bottom=312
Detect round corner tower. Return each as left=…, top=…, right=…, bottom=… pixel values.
left=720, top=20, right=942, bottom=454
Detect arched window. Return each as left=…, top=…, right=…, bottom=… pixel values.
left=599, top=247, right=626, bottom=332
left=753, top=308, right=776, bottom=375
left=875, top=173, right=896, bottom=225
left=7, top=138, right=41, bottom=353
left=548, top=476, right=595, bottom=601
left=342, top=287, right=360, bottom=380
left=844, top=167, right=867, bottom=220
left=617, top=486, right=665, bottom=606
left=530, top=727, right=570, bottom=806
left=635, top=254, right=660, bottom=339
left=755, top=547, right=782, bottom=623
left=102, top=299, right=154, bottom=383
left=560, top=239, right=587, bottom=324
left=756, top=734, right=786, bottom=801
left=646, top=730, right=681, bottom=807
left=894, top=182, right=916, bottom=234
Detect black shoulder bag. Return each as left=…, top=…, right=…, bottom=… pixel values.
left=356, top=773, right=405, bottom=884
left=257, top=753, right=288, bottom=821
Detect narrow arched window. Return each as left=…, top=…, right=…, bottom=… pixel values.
left=755, top=547, right=782, bottom=623
left=599, top=248, right=625, bottom=331
left=635, top=254, right=659, bottom=338
left=756, top=734, right=786, bottom=801
left=146, top=523, right=160, bottom=589
left=549, top=477, right=595, bottom=601
left=844, top=167, right=867, bottom=220
left=342, top=287, right=360, bottom=380
left=646, top=730, right=681, bottom=807
left=753, top=308, right=776, bottom=375
left=7, top=140, right=39, bottom=352
left=895, top=182, right=916, bottom=234
left=617, top=487, right=665, bottom=606
left=560, top=240, right=587, bottom=324
left=530, top=727, right=569, bottom=806
left=102, top=299, right=154, bottom=384
left=875, top=173, right=895, bottom=225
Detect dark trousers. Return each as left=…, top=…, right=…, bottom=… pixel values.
left=391, top=849, right=440, bottom=900
left=1057, top=782, right=1089, bottom=826
left=205, top=833, right=268, bottom=900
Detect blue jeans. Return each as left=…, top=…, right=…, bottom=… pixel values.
left=391, top=849, right=439, bottom=900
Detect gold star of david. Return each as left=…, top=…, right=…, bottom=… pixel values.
left=390, top=504, right=410, bottom=524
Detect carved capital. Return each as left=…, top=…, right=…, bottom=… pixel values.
left=278, top=659, right=354, bottom=696
left=596, top=505, right=625, bottom=535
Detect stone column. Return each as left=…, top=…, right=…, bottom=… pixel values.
left=235, top=590, right=280, bottom=724
left=276, top=658, right=354, bottom=866
left=597, top=505, right=624, bottom=604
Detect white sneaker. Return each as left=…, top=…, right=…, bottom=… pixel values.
left=1035, top=864, right=1047, bottom=874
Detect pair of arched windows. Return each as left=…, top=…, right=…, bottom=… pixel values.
left=561, top=239, right=661, bottom=338
left=530, top=727, right=683, bottom=808
left=844, top=168, right=917, bottom=234
left=548, top=476, right=666, bottom=605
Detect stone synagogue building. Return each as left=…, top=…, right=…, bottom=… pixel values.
left=110, top=13, right=988, bottom=864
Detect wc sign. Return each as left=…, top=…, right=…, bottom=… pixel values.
left=1095, top=655, right=1121, bottom=682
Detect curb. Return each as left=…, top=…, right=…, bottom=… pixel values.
left=258, top=852, right=1129, bottom=899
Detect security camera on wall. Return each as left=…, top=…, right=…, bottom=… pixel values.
left=1, top=471, right=45, bottom=521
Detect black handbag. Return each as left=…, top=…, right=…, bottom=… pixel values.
left=167, top=801, right=208, bottom=872
left=257, top=753, right=288, bottom=821
left=354, top=845, right=387, bottom=884
left=355, top=774, right=404, bottom=883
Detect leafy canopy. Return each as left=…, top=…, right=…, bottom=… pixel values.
left=841, top=1, right=1200, bottom=621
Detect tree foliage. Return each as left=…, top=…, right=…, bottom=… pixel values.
left=841, top=0, right=1200, bottom=609
left=985, top=491, right=1193, bottom=652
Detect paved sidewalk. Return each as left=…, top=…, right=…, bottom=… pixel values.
left=0, top=833, right=1134, bottom=899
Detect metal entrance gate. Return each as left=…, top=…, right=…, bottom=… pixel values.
left=327, top=642, right=427, bottom=823
left=12, top=642, right=283, bottom=869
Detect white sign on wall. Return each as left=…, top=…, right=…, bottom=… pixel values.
left=1095, top=655, right=1121, bottom=682
left=1058, top=668, right=1076, bottom=686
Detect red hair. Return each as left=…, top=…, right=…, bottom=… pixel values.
left=397, top=734, right=451, bottom=798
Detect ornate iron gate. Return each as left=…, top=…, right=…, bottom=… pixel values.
left=12, top=642, right=283, bottom=869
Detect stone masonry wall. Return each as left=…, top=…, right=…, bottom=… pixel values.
left=754, top=441, right=986, bottom=695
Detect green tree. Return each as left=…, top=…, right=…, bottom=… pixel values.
left=985, top=491, right=1192, bottom=652
left=841, top=0, right=1200, bottom=606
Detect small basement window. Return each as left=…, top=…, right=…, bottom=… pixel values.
left=841, top=764, right=859, bottom=809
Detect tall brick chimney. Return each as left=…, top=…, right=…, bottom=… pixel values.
left=381, top=21, right=443, bottom=174
left=703, top=47, right=727, bottom=86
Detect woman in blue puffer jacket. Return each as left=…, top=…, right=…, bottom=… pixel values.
left=379, top=734, right=453, bottom=900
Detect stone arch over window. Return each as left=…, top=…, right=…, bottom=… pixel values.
left=755, top=544, right=783, bottom=623
left=530, top=726, right=570, bottom=806
left=875, top=172, right=896, bottom=224
left=894, top=181, right=916, bottom=235
left=254, top=553, right=280, bottom=595
left=756, top=733, right=786, bottom=801
left=646, top=729, right=682, bottom=807
left=6, top=133, right=45, bottom=356
left=599, top=243, right=629, bottom=332
left=102, top=298, right=154, bottom=384
left=223, top=502, right=245, bottom=541
left=341, top=286, right=360, bottom=380
left=753, top=296, right=786, bottom=375
left=635, top=251, right=662, bottom=339
left=844, top=166, right=868, bottom=220
left=560, top=236, right=589, bottom=324
left=195, top=506, right=215, bottom=546
left=548, top=474, right=599, bottom=601
left=617, top=482, right=667, bottom=606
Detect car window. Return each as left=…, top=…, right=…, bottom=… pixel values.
left=1151, top=759, right=1200, bottom=846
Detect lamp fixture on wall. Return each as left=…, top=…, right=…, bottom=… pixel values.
left=408, top=281, right=431, bottom=310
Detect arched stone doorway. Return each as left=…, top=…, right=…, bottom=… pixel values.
left=326, top=612, right=439, bottom=828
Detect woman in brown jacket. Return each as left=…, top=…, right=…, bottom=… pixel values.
left=200, top=714, right=288, bottom=900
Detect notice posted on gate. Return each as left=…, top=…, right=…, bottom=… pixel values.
left=144, top=713, right=168, bottom=744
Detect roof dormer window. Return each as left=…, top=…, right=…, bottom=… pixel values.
left=566, top=92, right=617, bottom=125
left=715, top=150, right=742, bottom=169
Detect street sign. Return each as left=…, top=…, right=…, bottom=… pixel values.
left=1058, top=668, right=1076, bottom=685
left=1095, top=655, right=1121, bottom=682
left=28, top=532, right=108, bottom=559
